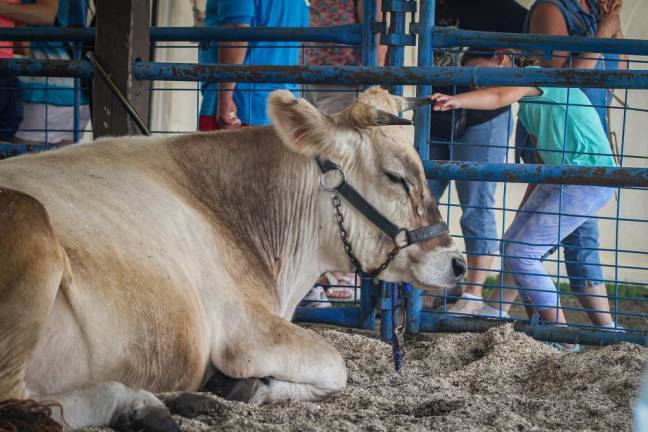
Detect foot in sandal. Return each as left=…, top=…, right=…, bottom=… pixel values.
left=320, top=272, right=358, bottom=301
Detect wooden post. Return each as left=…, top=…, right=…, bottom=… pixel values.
left=93, top=0, right=151, bottom=138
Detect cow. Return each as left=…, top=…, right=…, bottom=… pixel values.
left=0, top=87, right=466, bottom=430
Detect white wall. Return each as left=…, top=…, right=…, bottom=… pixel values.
left=152, top=0, right=647, bottom=284
left=150, top=0, right=200, bottom=134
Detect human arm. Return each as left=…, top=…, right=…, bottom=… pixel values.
left=0, top=0, right=57, bottom=25
left=356, top=0, right=388, bottom=66
left=428, top=86, right=538, bottom=111
left=217, top=23, right=248, bottom=128
left=528, top=0, right=621, bottom=69
left=213, top=0, right=256, bottom=128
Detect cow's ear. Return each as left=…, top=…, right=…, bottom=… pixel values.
left=268, top=90, right=348, bottom=158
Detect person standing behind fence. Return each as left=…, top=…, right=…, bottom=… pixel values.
left=428, top=51, right=617, bottom=351
left=298, top=0, right=386, bottom=305
left=7, top=0, right=91, bottom=146
left=198, top=0, right=309, bottom=131
left=506, top=0, right=624, bottom=329
left=426, top=0, right=528, bottom=315
left=303, top=0, right=386, bottom=113
left=0, top=0, right=23, bottom=142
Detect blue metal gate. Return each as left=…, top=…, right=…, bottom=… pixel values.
left=1, top=0, right=647, bottom=348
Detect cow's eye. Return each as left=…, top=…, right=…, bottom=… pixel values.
left=384, top=171, right=410, bottom=195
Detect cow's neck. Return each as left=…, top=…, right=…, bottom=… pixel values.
left=168, top=128, right=348, bottom=317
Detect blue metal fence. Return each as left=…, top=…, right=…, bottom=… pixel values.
left=0, top=0, right=646, bottom=348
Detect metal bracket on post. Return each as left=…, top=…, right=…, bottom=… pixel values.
left=93, top=0, right=151, bottom=138
left=380, top=0, right=416, bottom=96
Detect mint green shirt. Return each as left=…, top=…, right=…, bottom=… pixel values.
left=518, top=85, right=616, bottom=167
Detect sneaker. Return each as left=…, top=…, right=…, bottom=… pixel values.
left=299, top=286, right=331, bottom=308
left=545, top=341, right=581, bottom=353
left=478, top=304, right=511, bottom=319
left=447, top=293, right=484, bottom=315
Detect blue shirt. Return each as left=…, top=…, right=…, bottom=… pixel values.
left=19, top=0, right=88, bottom=106
left=199, top=0, right=309, bottom=125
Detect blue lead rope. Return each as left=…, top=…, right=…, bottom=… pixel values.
left=392, top=283, right=409, bottom=372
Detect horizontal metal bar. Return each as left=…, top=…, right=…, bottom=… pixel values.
left=0, top=143, right=49, bottom=158
left=424, top=161, right=648, bottom=187
left=0, top=27, right=94, bottom=42
left=0, top=59, right=93, bottom=78
left=133, top=63, right=648, bottom=89
left=293, top=306, right=367, bottom=328
left=150, top=25, right=361, bottom=45
left=0, top=26, right=646, bottom=58
left=433, top=27, right=648, bottom=56
left=0, top=25, right=361, bottom=45
left=419, top=313, right=648, bottom=347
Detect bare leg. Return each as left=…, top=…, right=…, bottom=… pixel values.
left=483, top=273, right=520, bottom=315
left=575, top=283, right=618, bottom=327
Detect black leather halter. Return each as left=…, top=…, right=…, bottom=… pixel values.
left=316, top=156, right=449, bottom=278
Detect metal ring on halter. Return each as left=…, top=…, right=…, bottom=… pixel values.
left=320, top=166, right=346, bottom=191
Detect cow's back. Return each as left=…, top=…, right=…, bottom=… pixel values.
left=0, top=139, right=216, bottom=392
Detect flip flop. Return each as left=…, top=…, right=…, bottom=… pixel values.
left=320, top=272, right=358, bottom=301
left=299, top=286, right=331, bottom=308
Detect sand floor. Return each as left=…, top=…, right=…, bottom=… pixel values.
left=110, top=324, right=648, bottom=432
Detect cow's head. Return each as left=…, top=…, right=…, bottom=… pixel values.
left=268, top=87, right=466, bottom=290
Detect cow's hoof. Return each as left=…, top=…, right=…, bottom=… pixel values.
left=113, top=405, right=179, bottom=432
left=166, top=392, right=223, bottom=418
left=226, top=378, right=265, bottom=403
left=201, top=370, right=241, bottom=398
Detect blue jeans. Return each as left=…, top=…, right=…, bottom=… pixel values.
left=0, top=76, right=22, bottom=142
left=515, top=123, right=606, bottom=290
left=502, top=184, right=613, bottom=309
left=428, top=111, right=511, bottom=256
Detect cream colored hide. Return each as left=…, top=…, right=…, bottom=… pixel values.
left=0, top=87, right=464, bottom=429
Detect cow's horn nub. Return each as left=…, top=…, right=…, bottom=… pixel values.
left=398, top=97, right=433, bottom=113
left=346, top=102, right=412, bottom=128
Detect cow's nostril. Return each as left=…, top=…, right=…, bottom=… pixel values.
left=452, top=257, right=467, bottom=279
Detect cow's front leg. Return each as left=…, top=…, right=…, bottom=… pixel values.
left=209, top=312, right=346, bottom=404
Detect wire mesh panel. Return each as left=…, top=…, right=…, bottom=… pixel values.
left=422, top=47, right=648, bottom=345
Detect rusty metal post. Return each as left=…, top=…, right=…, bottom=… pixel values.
left=93, top=0, right=150, bottom=138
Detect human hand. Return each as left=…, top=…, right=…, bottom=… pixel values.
left=217, top=95, right=242, bottom=129
left=599, top=0, right=621, bottom=14
left=428, top=93, right=461, bottom=111
left=597, top=0, right=622, bottom=38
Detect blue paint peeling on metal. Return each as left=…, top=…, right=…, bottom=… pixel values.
left=424, top=161, right=648, bottom=187
left=413, top=0, right=435, bottom=160
left=434, top=27, right=648, bottom=57
left=132, top=63, right=648, bottom=89
left=418, top=312, right=648, bottom=347
left=0, top=59, right=93, bottom=78
left=150, top=25, right=362, bottom=44
left=0, top=25, right=646, bottom=58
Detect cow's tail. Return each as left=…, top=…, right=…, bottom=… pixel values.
left=0, top=399, right=63, bottom=432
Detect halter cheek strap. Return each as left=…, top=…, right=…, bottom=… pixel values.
left=316, top=156, right=449, bottom=277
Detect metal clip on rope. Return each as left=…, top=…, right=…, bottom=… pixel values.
left=392, top=283, right=407, bottom=372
